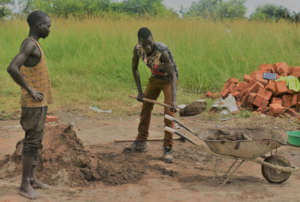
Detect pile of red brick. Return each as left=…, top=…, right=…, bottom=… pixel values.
left=220, top=62, right=300, bottom=117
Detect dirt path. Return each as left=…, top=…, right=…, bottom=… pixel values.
left=1, top=111, right=300, bottom=202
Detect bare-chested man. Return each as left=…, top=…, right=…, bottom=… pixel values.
left=124, top=27, right=178, bottom=163
left=7, top=11, right=52, bottom=200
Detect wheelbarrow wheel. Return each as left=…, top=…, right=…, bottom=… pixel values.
left=261, top=155, right=291, bottom=184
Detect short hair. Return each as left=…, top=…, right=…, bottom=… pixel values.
left=27, top=10, right=48, bottom=27
left=138, top=27, right=152, bottom=40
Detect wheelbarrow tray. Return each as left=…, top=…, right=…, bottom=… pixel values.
left=204, top=139, right=281, bottom=159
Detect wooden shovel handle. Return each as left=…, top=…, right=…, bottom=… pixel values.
left=129, top=95, right=180, bottom=110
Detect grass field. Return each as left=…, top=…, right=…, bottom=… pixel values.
left=1, top=17, right=300, bottom=114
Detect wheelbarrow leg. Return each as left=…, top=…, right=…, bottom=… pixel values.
left=213, top=156, right=221, bottom=180
left=223, top=159, right=239, bottom=178
left=223, top=160, right=245, bottom=185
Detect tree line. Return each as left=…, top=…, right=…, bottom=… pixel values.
left=1, top=0, right=300, bottom=22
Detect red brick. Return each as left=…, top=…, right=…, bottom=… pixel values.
left=237, top=81, right=249, bottom=91
left=247, top=93, right=257, bottom=104
left=231, top=84, right=239, bottom=92
left=227, top=83, right=237, bottom=94
left=46, top=115, right=58, bottom=123
left=206, top=92, right=220, bottom=99
left=290, top=66, right=300, bottom=78
left=253, top=94, right=269, bottom=108
left=270, top=103, right=285, bottom=114
left=206, top=91, right=213, bottom=98
left=221, top=89, right=230, bottom=98
left=258, top=79, right=268, bottom=86
left=251, top=70, right=264, bottom=81
left=248, top=82, right=264, bottom=94
left=222, top=82, right=230, bottom=92
left=282, top=95, right=293, bottom=108
left=251, top=70, right=268, bottom=86
left=259, top=64, right=274, bottom=72
left=275, top=81, right=289, bottom=95
left=240, top=95, right=249, bottom=107
left=243, top=74, right=252, bottom=83
left=271, top=97, right=282, bottom=106
left=240, top=89, right=250, bottom=99
left=297, top=101, right=300, bottom=112
left=265, top=81, right=276, bottom=93
left=265, top=90, right=273, bottom=101
left=231, top=91, right=241, bottom=98
left=257, top=87, right=272, bottom=101
left=292, top=94, right=298, bottom=107
left=224, top=78, right=239, bottom=90
left=230, top=78, right=239, bottom=84
left=274, top=62, right=290, bottom=76
left=223, top=78, right=234, bottom=91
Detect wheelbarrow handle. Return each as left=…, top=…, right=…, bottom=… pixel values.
left=165, top=114, right=176, bottom=121
left=165, top=115, right=197, bottom=136
left=165, top=126, right=176, bottom=134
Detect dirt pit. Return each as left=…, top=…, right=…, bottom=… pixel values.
left=0, top=124, right=147, bottom=187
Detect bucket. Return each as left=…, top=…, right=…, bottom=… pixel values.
left=287, top=131, right=300, bottom=147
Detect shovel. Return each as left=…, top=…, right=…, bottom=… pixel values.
left=129, top=95, right=181, bottom=111
left=129, top=95, right=207, bottom=117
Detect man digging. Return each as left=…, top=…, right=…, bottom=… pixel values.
left=7, top=11, right=52, bottom=200
left=124, top=27, right=178, bottom=163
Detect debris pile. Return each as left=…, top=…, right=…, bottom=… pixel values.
left=220, top=62, right=300, bottom=117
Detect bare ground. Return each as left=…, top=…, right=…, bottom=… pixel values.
left=1, top=111, right=300, bottom=202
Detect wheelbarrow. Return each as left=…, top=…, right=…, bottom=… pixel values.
left=164, top=115, right=298, bottom=184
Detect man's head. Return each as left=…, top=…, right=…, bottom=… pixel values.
left=27, top=10, right=51, bottom=38
left=138, top=27, right=154, bottom=55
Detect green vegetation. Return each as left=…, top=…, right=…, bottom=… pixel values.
left=249, top=4, right=299, bottom=22
left=2, top=0, right=300, bottom=23
left=7, top=0, right=174, bottom=18
left=1, top=18, right=300, bottom=114
left=0, top=0, right=12, bottom=18
left=185, top=0, right=247, bottom=20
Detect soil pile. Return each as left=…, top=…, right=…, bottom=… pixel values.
left=0, top=124, right=146, bottom=186
left=205, top=128, right=287, bottom=144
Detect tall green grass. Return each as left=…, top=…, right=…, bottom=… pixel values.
left=1, top=18, right=300, bottom=113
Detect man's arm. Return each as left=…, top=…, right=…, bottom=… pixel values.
left=161, top=51, right=177, bottom=112
left=132, top=46, right=143, bottom=102
left=7, top=39, right=43, bottom=101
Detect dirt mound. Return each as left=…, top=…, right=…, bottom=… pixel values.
left=0, top=124, right=146, bottom=186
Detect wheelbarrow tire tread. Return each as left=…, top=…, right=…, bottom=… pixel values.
left=261, top=155, right=291, bottom=184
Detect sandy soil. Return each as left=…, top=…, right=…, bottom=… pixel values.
left=1, top=111, right=300, bottom=202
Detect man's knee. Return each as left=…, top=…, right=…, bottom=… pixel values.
left=23, top=130, right=43, bottom=156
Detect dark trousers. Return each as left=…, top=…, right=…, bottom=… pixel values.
left=20, top=106, right=48, bottom=164
left=136, top=77, right=175, bottom=148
